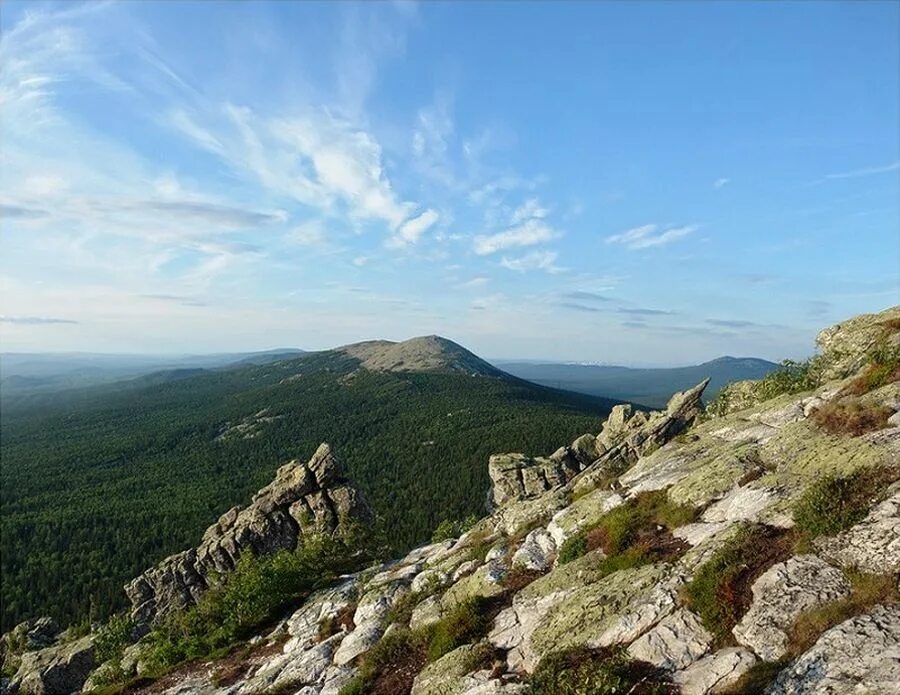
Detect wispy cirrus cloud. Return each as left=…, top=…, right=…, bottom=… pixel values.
left=562, top=290, right=613, bottom=303
left=0, top=315, right=78, bottom=325
left=499, top=250, right=562, bottom=273
left=606, top=223, right=698, bottom=250
left=713, top=178, right=730, bottom=189
left=822, top=160, right=900, bottom=181
left=618, top=307, right=674, bottom=316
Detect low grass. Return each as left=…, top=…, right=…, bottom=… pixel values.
left=526, top=646, right=677, bottom=695
left=793, top=467, right=899, bottom=539
left=722, top=571, right=899, bottom=694
left=786, top=571, right=898, bottom=656
left=558, top=490, right=695, bottom=566
left=681, top=524, right=796, bottom=644
left=810, top=397, right=893, bottom=436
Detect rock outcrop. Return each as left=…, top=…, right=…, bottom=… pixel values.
left=125, top=443, right=372, bottom=625
left=488, top=379, right=709, bottom=510
left=4, top=636, right=95, bottom=695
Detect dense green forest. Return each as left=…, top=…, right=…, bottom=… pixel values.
left=1, top=351, right=620, bottom=631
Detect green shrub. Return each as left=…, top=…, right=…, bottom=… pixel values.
left=557, top=491, right=694, bottom=566
left=557, top=533, right=588, bottom=565
left=93, top=613, right=135, bottom=664
left=431, top=515, right=479, bottom=542
left=753, top=358, right=821, bottom=400
left=425, top=597, right=493, bottom=662
left=793, top=468, right=897, bottom=539
left=682, top=524, right=794, bottom=644
left=527, top=646, right=675, bottom=695
left=143, top=532, right=371, bottom=673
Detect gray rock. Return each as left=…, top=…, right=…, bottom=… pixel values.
left=815, top=489, right=900, bottom=574
left=332, top=623, right=382, bottom=666
left=767, top=604, right=900, bottom=694
left=7, top=636, right=95, bottom=695
left=733, top=555, right=851, bottom=661
left=125, top=443, right=372, bottom=625
left=487, top=453, right=580, bottom=509
left=672, top=647, right=758, bottom=695
left=626, top=608, right=713, bottom=671
left=511, top=529, right=556, bottom=571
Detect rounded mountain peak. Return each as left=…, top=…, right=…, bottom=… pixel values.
left=338, top=334, right=502, bottom=376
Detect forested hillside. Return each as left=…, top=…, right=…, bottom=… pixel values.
left=0, top=349, right=620, bottom=631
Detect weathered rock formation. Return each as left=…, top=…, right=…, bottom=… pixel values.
left=125, top=443, right=372, bottom=625
left=487, top=379, right=709, bottom=510
left=4, top=636, right=94, bottom=695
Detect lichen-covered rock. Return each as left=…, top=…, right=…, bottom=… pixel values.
left=546, top=488, right=624, bottom=546
left=283, top=578, right=358, bottom=653
left=125, top=443, right=372, bottom=625
left=815, top=488, right=900, bottom=574
left=242, top=632, right=343, bottom=693
left=767, top=604, right=900, bottom=694
left=815, top=306, right=900, bottom=381
left=733, top=555, right=851, bottom=661
left=490, top=561, right=677, bottom=672
left=6, top=636, right=95, bottom=695
left=672, top=647, right=758, bottom=695
left=511, top=529, right=556, bottom=571
left=487, top=453, right=579, bottom=509
left=411, top=643, right=485, bottom=695
left=626, top=608, right=713, bottom=671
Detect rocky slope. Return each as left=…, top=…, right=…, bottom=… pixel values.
left=3, top=307, right=899, bottom=695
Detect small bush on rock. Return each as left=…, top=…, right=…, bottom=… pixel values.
left=527, top=646, right=676, bottom=695
left=558, top=490, right=695, bottom=565
left=793, top=468, right=898, bottom=539
left=810, top=397, right=892, bottom=436
left=431, top=515, right=479, bottom=542
left=682, top=524, right=796, bottom=644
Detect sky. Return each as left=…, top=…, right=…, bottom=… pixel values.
left=1, top=1, right=898, bottom=365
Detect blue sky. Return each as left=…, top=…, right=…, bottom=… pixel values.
left=1, top=0, right=897, bottom=365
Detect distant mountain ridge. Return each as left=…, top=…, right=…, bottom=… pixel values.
left=496, top=355, right=780, bottom=408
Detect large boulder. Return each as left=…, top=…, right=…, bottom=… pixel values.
left=732, top=555, right=851, bottom=662
left=6, top=636, right=95, bottom=695
left=125, top=443, right=372, bottom=625
left=768, top=604, right=900, bottom=694
left=815, top=306, right=900, bottom=381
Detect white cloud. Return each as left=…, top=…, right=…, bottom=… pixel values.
left=499, top=250, right=563, bottom=273
left=458, top=277, right=488, bottom=289
left=713, top=178, right=730, bottom=189
left=606, top=223, right=698, bottom=250
left=473, top=218, right=559, bottom=255
left=352, top=256, right=370, bottom=267
left=388, top=208, right=440, bottom=248
left=823, top=160, right=900, bottom=181
left=286, top=219, right=328, bottom=247
left=510, top=197, right=548, bottom=224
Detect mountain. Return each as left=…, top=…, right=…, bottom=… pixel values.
left=338, top=335, right=505, bottom=376
left=0, top=337, right=625, bottom=631
left=5, top=308, right=897, bottom=695
left=0, top=349, right=305, bottom=396
left=496, top=355, right=780, bottom=408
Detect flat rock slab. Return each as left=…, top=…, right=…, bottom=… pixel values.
left=627, top=608, right=713, bottom=671
left=672, top=647, right=758, bottom=695
left=815, top=490, right=900, bottom=574
left=733, top=555, right=850, bottom=662
left=768, top=604, right=900, bottom=695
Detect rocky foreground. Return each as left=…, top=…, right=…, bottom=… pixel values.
left=3, top=307, right=899, bottom=695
